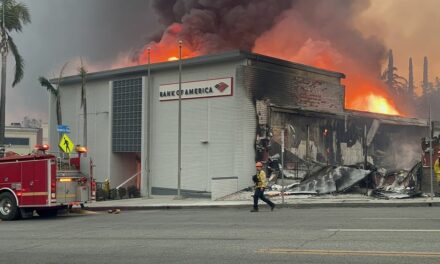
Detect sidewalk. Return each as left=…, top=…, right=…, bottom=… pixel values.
left=85, top=194, right=440, bottom=211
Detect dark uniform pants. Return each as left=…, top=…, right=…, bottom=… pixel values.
left=253, top=188, right=274, bottom=209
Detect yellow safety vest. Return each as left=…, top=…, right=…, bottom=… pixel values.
left=256, top=170, right=267, bottom=188
left=434, top=159, right=440, bottom=183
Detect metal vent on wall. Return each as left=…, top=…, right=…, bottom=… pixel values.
left=112, top=78, right=142, bottom=152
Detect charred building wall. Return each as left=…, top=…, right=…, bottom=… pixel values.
left=237, top=60, right=345, bottom=113
left=237, top=58, right=428, bottom=172
left=267, top=107, right=426, bottom=171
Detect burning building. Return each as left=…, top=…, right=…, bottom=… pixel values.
left=50, top=50, right=428, bottom=199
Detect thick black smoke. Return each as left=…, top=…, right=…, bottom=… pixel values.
left=148, top=0, right=292, bottom=54
left=147, top=0, right=385, bottom=76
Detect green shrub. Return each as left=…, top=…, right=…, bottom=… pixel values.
left=109, top=188, right=118, bottom=200
left=127, top=185, right=140, bottom=198
left=118, top=187, right=127, bottom=199
left=96, top=188, right=106, bottom=201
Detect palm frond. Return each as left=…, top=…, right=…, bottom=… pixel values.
left=0, top=0, right=31, bottom=32
left=7, top=35, right=23, bottom=86
left=39, top=76, right=57, bottom=96
left=56, top=61, right=69, bottom=89
left=78, top=58, right=87, bottom=107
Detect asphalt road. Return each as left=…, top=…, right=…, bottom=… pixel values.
left=1, top=206, right=440, bottom=264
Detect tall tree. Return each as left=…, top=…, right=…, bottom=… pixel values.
left=381, top=49, right=407, bottom=95
left=79, top=58, right=87, bottom=148
left=408, top=57, right=414, bottom=98
left=386, top=49, right=394, bottom=91
left=434, top=77, right=440, bottom=92
left=39, top=62, right=68, bottom=126
left=0, top=0, right=30, bottom=157
left=423, top=56, right=429, bottom=95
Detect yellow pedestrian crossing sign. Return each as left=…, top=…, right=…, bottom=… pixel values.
left=59, top=134, right=74, bottom=153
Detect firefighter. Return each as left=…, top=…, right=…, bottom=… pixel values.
left=251, top=162, right=275, bottom=212
left=104, top=178, right=110, bottom=199
left=434, top=151, right=440, bottom=185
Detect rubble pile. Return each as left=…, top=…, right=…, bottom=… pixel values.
left=371, top=162, right=422, bottom=199
left=263, top=161, right=424, bottom=199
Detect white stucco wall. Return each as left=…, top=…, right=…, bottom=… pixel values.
left=51, top=55, right=257, bottom=196
left=5, top=127, right=41, bottom=155
left=49, top=79, right=111, bottom=183
left=144, top=59, right=256, bottom=193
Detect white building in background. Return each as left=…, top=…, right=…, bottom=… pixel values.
left=5, top=123, right=42, bottom=155
left=42, top=123, right=49, bottom=144
left=49, top=50, right=347, bottom=199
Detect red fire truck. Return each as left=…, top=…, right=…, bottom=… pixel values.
left=0, top=145, right=96, bottom=221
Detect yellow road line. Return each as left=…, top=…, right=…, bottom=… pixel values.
left=257, top=249, right=440, bottom=258
left=327, top=228, right=440, bottom=232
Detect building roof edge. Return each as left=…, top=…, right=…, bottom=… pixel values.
left=52, top=50, right=345, bottom=85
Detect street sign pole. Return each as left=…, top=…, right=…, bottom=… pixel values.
left=146, top=47, right=151, bottom=199
left=176, top=40, right=182, bottom=199
left=429, top=101, right=434, bottom=200
left=281, top=129, right=285, bottom=205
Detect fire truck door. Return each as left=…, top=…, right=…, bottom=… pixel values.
left=33, top=160, right=48, bottom=205
left=21, top=161, right=36, bottom=205
left=21, top=160, right=48, bottom=206
left=0, top=162, right=21, bottom=200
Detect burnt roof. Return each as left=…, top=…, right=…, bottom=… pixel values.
left=270, top=105, right=428, bottom=127
left=53, top=50, right=345, bottom=85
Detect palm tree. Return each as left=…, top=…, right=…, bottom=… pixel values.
left=0, top=0, right=30, bottom=157
left=78, top=58, right=87, bottom=148
left=39, top=62, right=68, bottom=126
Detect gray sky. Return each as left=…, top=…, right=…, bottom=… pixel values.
left=6, top=0, right=158, bottom=124
left=6, top=0, right=440, bottom=124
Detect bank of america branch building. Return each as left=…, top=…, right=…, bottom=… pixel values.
left=49, top=50, right=345, bottom=199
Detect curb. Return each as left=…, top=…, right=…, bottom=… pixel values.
left=85, top=201, right=440, bottom=211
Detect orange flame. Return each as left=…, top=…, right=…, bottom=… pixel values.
left=344, top=75, right=401, bottom=116
left=367, top=94, right=400, bottom=115
left=252, top=34, right=403, bottom=116
left=350, top=93, right=400, bottom=115
left=138, top=23, right=198, bottom=64
left=135, top=22, right=402, bottom=117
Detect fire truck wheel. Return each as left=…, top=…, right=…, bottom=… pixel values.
left=36, top=209, right=58, bottom=218
left=0, top=192, right=19, bottom=221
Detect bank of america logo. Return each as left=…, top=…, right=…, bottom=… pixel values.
left=215, top=82, right=229, bottom=92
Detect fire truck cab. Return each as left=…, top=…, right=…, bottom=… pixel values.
left=0, top=145, right=95, bottom=221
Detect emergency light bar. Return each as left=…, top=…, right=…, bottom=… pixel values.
left=75, top=146, right=87, bottom=154
left=34, top=144, right=50, bottom=151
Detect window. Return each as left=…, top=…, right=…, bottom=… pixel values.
left=5, top=137, right=29, bottom=146
left=112, top=77, right=142, bottom=152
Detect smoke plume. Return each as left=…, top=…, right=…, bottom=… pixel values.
left=252, top=0, right=394, bottom=114
left=137, top=0, right=291, bottom=63
left=143, top=0, right=386, bottom=74
left=136, top=0, right=401, bottom=115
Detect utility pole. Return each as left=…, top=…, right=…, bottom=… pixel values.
left=0, top=1, right=8, bottom=158
left=408, top=57, right=414, bottom=98
left=306, top=125, right=310, bottom=176
left=281, top=128, right=285, bottom=205
left=423, top=56, right=429, bottom=96
left=145, top=47, right=151, bottom=198
left=429, top=101, right=434, bottom=200
left=176, top=40, right=182, bottom=199
left=364, top=124, right=368, bottom=195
